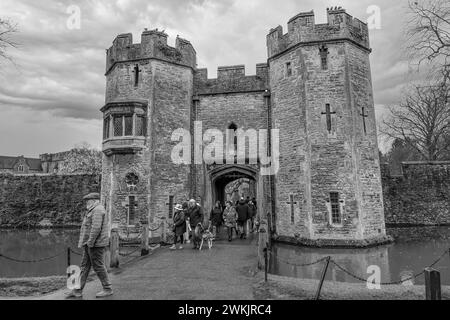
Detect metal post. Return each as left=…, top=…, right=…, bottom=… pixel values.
left=267, top=212, right=272, bottom=250
left=425, top=268, right=441, bottom=300
left=161, top=220, right=167, bottom=244
left=67, top=247, right=71, bottom=278
left=264, top=247, right=268, bottom=282
left=315, top=256, right=331, bottom=300
left=109, top=226, right=120, bottom=268
left=141, top=223, right=150, bottom=256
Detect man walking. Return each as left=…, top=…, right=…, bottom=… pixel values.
left=235, top=197, right=249, bottom=239
left=187, top=199, right=204, bottom=249
left=66, top=193, right=113, bottom=299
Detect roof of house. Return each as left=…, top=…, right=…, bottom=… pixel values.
left=0, top=156, right=43, bottom=171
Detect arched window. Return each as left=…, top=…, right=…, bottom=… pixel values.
left=319, top=45, right=329, bottom=70
left=228, top=123, right=238, bottom=153
left=18, top=165, right=24, bottom=172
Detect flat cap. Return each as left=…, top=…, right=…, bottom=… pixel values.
left=83, top=193, right=100, bottom=200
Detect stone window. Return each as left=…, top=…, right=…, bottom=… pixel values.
left=124, top=115, right=133, bottom=136
left=113, top=115, right=134, bottom=137
left=286, top=62, right=292, bottom=77
left=135, top=115, right=146, bottom=137
left=167, top=195, right=174, bottom=219
left=125, top=172, right=139, bottom=192
left=227, top=123, right=238, bottom=155
left=103, top=117, right=110, bottom=140
left=127, top=196, right=137, bottom=226
left=133, top=64, right=141, bottom=87
left=319, top=45, right=329, bottom=70
left=330, top=192, right=342, bottom=225
left=113, top=115, right=123, bottom=137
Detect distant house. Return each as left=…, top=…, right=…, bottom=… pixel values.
left=0, top=155, right=43, bottom=174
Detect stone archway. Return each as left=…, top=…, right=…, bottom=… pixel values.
left=208, top=164, right=259, bottom=206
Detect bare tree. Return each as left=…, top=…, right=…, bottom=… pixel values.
left=382, top=84, right=450, bottom=161
left=407, top=0, right=450, bottom=82
left=0, top=18, right=18, bottom=62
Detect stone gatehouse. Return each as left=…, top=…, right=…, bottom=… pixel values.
left=100, top=8, right=389, bottom=247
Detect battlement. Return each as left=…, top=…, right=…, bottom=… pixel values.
left=267, top=8, right=370, bottom=58
left=194, top=64, right=268, bottom=95
left=106, top=29, right=197, bottom=73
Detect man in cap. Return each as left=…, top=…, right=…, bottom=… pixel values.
left=186, top=199, right=204, bottom=249
left=66, top=193, right=113, bottom=298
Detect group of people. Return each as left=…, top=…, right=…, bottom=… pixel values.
left=170, top=196, right=258, bottom=250
left=66, top=193, right=259, bottom=299
left=221, top=197, right=258, bottom=242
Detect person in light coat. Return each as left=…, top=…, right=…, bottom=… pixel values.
left=66, top=193, right=113, bottom=299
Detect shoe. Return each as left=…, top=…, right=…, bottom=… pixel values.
left=65, top=290, right=82, bottom=299
left=96, top=290, right=114, bottom=298
left=178, top=246, right=184, bottom=250
left=169, top=245, right=177, bottom=250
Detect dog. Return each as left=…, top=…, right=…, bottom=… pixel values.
left=195, top=224, right=214, bottom=251
left=193, top=223, right=203, bottom=249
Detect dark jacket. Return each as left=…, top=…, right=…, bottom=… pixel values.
left=248, top=203, right=257, bottom=218
left=210, top=207, right=223, bottom=226
left=173, top=210, right=186, bottom=236
left=187, top=204, right=204, bottom=227
left=235, top=200, right=249, bottom=222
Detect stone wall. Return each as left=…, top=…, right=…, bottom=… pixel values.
left=382, top=162, right=450, bottom=226
left=0, top=173, right=100, bottom=227
left=194, top=64, right=270, bottom=217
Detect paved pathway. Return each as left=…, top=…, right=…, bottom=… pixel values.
left=38, top=233, right=259, bottom=300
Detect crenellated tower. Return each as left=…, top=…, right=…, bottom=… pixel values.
left=101, top=29, right=196, bottom=234
left=267, top=8, right=388, bottom=246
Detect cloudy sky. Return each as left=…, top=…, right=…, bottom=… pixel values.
left=0, top=0, right=424, bottom=157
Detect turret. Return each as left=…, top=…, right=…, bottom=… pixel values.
left=106, top=29, right=197, bottom=74
left=267, top=8, right=370, bottom=58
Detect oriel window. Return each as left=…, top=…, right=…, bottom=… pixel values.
left=103, top=117, right=110, bottom=140
left=113, top=115, right=134, bottom=137
left=135, top=115, right=147, bottom=137
left=113, top=115, right=123, bottom=137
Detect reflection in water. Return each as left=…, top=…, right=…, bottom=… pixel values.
left=270, top=226, right=450, bottom=285
left=0, top=229, right=81, bottom=278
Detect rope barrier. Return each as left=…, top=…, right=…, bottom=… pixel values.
left=269, top=247, right=450, bottom=286
left=0, top=250, right=66, bottom=263
left=269, top=253, right=329, bottom=267
left=149, top=224, right=162, bottom=232
left=70, top=248, right=83, bottom=256
left=119, top=246, right=141, bottom=257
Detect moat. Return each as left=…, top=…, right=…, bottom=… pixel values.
left=270, top=226, right=450, bottom=285
left=1, top=227, right=450, bottom=286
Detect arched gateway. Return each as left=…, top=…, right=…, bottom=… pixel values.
left=207, top=164, right=260, bottom=208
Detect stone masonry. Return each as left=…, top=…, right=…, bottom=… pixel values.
left=100, top=8, right=389, bottom=246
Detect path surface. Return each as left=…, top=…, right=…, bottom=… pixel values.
left=38, top=233, right=259, bottom=300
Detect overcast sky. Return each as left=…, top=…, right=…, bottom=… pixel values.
left=0, top=0, right=424, bottom=157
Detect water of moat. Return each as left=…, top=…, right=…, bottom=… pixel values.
left=269, top=227, right=450, bottom=285
left=1, top=227, right=450, bottom=285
